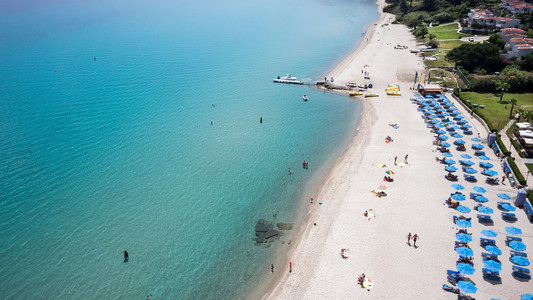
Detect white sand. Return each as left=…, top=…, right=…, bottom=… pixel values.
left=263, top=1, right=532, bottom=299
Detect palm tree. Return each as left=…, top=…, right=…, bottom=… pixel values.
left=509, top=98, right=518, bottom=118
left=496, top=81, right=510, bottom=103
left=517, top=107, right=526, bottom=122
left=526, top=111, right=533, bottom=123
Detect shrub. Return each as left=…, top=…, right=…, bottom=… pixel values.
left=507, top=157, right=527, bottom=185
left=496, top=135, right=512, bottom=156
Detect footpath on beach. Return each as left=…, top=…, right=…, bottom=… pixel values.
left=264, top=3, right=532, bottom=299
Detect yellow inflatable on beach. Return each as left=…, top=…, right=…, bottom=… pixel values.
left=365, top=91, right=379, bottom=97
left=350, top=90, right=363, bottom=96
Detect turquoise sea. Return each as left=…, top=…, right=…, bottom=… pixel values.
left=0, top=0, right=378, bottom=298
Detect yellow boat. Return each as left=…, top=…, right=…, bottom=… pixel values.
left=386, top=90, right=402, bottom=96
left=349, top=90, right=363, bottom=96
left=365, top=92, right=379, bottom=97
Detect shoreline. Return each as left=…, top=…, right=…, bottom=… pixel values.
left=261, top=0, right=390, bottom=298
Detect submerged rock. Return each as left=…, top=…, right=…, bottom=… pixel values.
left=254, top=219, right=283, bottom=243
left=277, top=222, right=294, bottom=231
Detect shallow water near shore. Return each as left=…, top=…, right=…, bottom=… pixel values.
left=0, top=0, right=377, bottom=298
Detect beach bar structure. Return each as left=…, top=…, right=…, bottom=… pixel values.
left=417, top=85, right=444, bottom=97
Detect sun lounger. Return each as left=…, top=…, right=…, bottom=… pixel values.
left=480, top=238, right=496, bottom=246
left=464, top=174, right=477, bottom=182
left=507, top=236, right=522, bottom=243
left=513, top=271, right=532, bottom=279
left=470, top=192, right=482, bottom=199
left=511, top=250, right=528, bottom=257
left=447, top=273, right=463, bottom=284
left=477, top=214, right=493, bottom=223
left=502, top=212, right=518, bottom=221
left=454, top=216, right=471, bottom=223
left=455, top=241, right=469, bottom=249
left=486, top=177, right=500, bottom=184
left=482, top=269, right=501, bottom=281
left=481, top=252, right=499, bottom=260
left=513, top=266, right=530, bottom=273
left=474, top=150, right=486, bottom=156
left=442, top=284, right=460, bottom=294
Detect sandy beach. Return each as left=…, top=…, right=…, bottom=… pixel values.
left=263, top=0, right=532, bottom=299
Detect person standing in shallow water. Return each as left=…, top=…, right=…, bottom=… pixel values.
left=123, top=251, right=129, bottom=262
left=271, top=263, right=274, bottom=273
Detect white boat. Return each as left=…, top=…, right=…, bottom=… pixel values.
left=273, top=74, right=303, bottom=84
left=303, top=95, right=309, bottom=101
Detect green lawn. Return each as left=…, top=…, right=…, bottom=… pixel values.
left=428, top=23, right=470, bottom=40
left=439, top=40, right=468, bottom=49
left=459, top=92, right=533, bottom=130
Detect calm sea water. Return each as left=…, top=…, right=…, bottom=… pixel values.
left=0, top=0, right=378, bottom=298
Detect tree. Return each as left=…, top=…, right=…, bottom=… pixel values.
left=496, top=81, right=510, bottom=103
left=516, top=106, right=525, bottom=122
left=422, top=0, right=436, bottom=11
left=446, top=43, right=502, bottom=73
left=488, top=33, right=505, bottom=49
left=526, top=111, right=533, bottom=123
left=509, top=98, right=518, bottom=118
left=414, top=26, right=429, bottom=38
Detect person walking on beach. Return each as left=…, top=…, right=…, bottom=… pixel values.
left=407, top=233, right=412, bottom=245
left=394, top=156, right=397, bottom=165
left=289, top=261, right=292, bottom=273
left=404, top=154, right=409, bottom=164
left=502, top=175, right=506, bottom=184
left=271, top=263, right=274, bottom=273
left=413, top=234, right=419, bottom=247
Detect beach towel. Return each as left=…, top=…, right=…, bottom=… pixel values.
left=376, top=164, right=386, bottom=168
left=396, top=162, right=407, bottom=167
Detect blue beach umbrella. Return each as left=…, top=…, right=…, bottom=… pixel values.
left=456, top=246, right=474, bottom=257
left=435, top=123, right=445, bottom=128
left=475, top=196, right=488, bottom=203
left=457, top=263, right=476, bottom=275
left=452, top=194, right=466, bottom=201
left=456, top=219, right=472, bottom=228
left=509, top=241, right=527, bottom=251
left=457, top=206, right=471, bottom=213
left=452, top=125, right=461, bottom=129
left=455, top=139, right=466, bottom=145
left=501, top=203, right=516, bottom=211
left=473, top=186, right=487, bottom=193
left=462, top=124, right=472, bottom=128
left=481, top=229, right=498, bottom=237
left=464, top=168, right=477, bottom=174
left=455, top=115, right=465, bottom=120
left=485, top=245, right=502, bottom=255
left=483, top=170, right=498, bottom=176
left=512, top=256, right=530, bottom=266
left=480, top=162, right=494, bottom=168
left=472, top=144, right=484, bottom=149
left=457, top=281, right=477, bottom=294
left=484, top=260, right=502, bottom=271
left=439, top=135, right=449, bottom=140
left=456, top=233, right=473, bottom=242
left=497, top=193, right=510, bottom=200
left=471, top=138, right=481, bottom=142
left=452, top=133, right=464, bottom=138
left=446, top=126, right=455, bottom=131
left=479, top=155, right=491, bottom=160
left=444, top=159, right=456, bottom=165
left=432, top=119, right=440, bottom=124
left=461, top=154, right=472, bottom=159
left=440, top=142, right=451, bottom=147
left=506, top=226, right=522, bottom=235
left=460, top=160, right=474, bottom=166
left=457, top=121, right=467, bottom=125
left=445, top=166, right=458, bottom=172
left=452, top=184, right=465, bottom=190
left=478, top=206, right=494, bottom=214
left=436, top=130, right=447, bottom=134
left=521, top=294, right=533, bottom=300
left=443, top=152, right=453, bottom=157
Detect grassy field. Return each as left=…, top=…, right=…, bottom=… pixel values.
left=439, top=40, right=468, bottom=49
left=459, top=92, right=533, bottom=130
left=428, top=23, right=470, bottom=40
